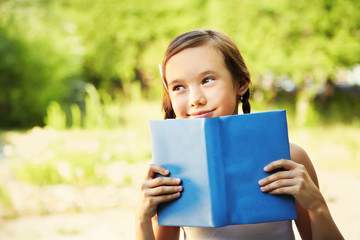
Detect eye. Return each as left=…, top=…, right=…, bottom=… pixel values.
left=172, top=85, right=185, bottom=92
left=202, top=77, right=215, bottom=85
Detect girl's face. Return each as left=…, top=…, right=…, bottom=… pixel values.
left=165, top=43, right=248, bottom=119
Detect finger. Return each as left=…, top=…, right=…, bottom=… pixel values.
left=263, top=159, right=296, bottom=172
left=143, top=177, right=181, bottom=189
left=258, top=170, right=295, bottom=186
left=148, top=192, right=182, bottom=206
left=267, top=186, right=298, bottom=195
left=147, top=163, right=169, bottom=178
left=260, top=179, right=297, bottom=193
left=146, top=185, right=183, bottom=197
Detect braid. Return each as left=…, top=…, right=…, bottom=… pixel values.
left=162, top=90, right=176, bottom=119
left=241, top=89, right=251, bottom=114
left=162, top=101, right=176, bottom=119
left=164, top=109, right=176, bottom=119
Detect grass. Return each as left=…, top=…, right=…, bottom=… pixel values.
left=57, top=227, right=80, bottom=235
left=0, top=184, right=16, bottom=219
left=1, top=100, right=359, bottom=187
left=0, top=185, right=12, bottom=208
left=0, top=100, right=359, bottom=222
left=1, top=100, right=162, bottom=186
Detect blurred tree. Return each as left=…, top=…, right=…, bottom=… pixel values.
left=200, top=0, right=360, bottom=123
left=0, top=2, right=82, bottom=128
left=65, top=0, right=208, bottom=97
left=0, top=0, right=359, bottom=128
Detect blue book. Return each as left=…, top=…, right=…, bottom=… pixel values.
left=149, top=110, right=297, bottom=227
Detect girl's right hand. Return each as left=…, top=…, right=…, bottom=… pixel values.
left=136, top=163, right=183, bottom=221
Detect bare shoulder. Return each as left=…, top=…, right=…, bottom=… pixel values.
left=289, top=142, right=319, bottom=187
left=289, top=143, right=309, bottom=163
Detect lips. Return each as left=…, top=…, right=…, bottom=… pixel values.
left=189, top=109, right=215, bottom=118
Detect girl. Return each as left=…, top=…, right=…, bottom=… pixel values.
left=135, top=29, right=343, bottom=240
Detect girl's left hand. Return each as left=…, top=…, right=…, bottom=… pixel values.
left=258, top=159, right=325, bottom=211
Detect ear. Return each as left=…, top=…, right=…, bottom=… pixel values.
left=236, top=81, right=249, bottom=97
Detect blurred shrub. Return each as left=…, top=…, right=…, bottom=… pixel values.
left=0, top=2, right=82, bottom=128
left=0, top=26, right=72, bottom=128
left=314, top=81, right=360, bottom=124
left=44, top=84, right=125, bottom=129
left=44, top=102, right=67, bottom=130
left=5, top=100, right=160, bottom=186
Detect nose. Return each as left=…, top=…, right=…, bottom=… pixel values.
left=189, top=87, right=207, bottom=107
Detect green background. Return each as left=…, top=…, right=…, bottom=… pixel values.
left=1, top=0, right=360, bottom=128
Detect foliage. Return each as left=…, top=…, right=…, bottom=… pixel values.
left=83, top=84, right=124, bottom=129
left=2, top=102, right=359, bottom=187
left=313, top=85, right=360, bottom=124
left=3, top=100, right=160, bottom=186
left=0, top=184, right=12, bottom=208
left=0, top=1, right=82, bottom=128
left=0, top=184, right=15, bottom=219
left=1, top=0, right=360, bottom=128
left=44, top=83, right=126, bottom=129
left=44, top=101, right=67, bottom=130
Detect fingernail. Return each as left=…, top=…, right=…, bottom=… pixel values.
left=260, top=186, right=266, bottom=192
left=164, top=170, right=169, bottom=174
left=176, top=178, right=181, bottom=183
left=258, top=179, right=264, bottom=185
left=264, top=166, right=269, bottom=171
left=177, top=186, right=183, bottom=191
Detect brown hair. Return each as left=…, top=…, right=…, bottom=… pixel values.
left=161, top=29, right=251, bottom=119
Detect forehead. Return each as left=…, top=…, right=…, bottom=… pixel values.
left=165, top=43, right=227, bottom=81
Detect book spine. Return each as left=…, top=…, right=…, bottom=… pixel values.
left=204, top=118, right=227, bottom=227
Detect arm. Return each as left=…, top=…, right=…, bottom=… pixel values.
left=258, top=143, right=344, bottom=240
left=291, top=143, right=344, bottom=240
left=135, top=164, right=181, bottom=240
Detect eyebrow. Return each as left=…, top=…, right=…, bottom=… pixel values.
left=199, top=70, right=218, bottom=77
left=167, top=70, right=219, bottom=87
left=167, top=79, right=183, bottom=88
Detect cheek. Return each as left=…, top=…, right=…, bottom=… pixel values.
left=170, top=95, right=188, bottom=116
left=216, top=90, right=238, bottom=112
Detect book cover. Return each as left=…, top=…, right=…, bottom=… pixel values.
left=149, top=110, right=297, bottom=227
